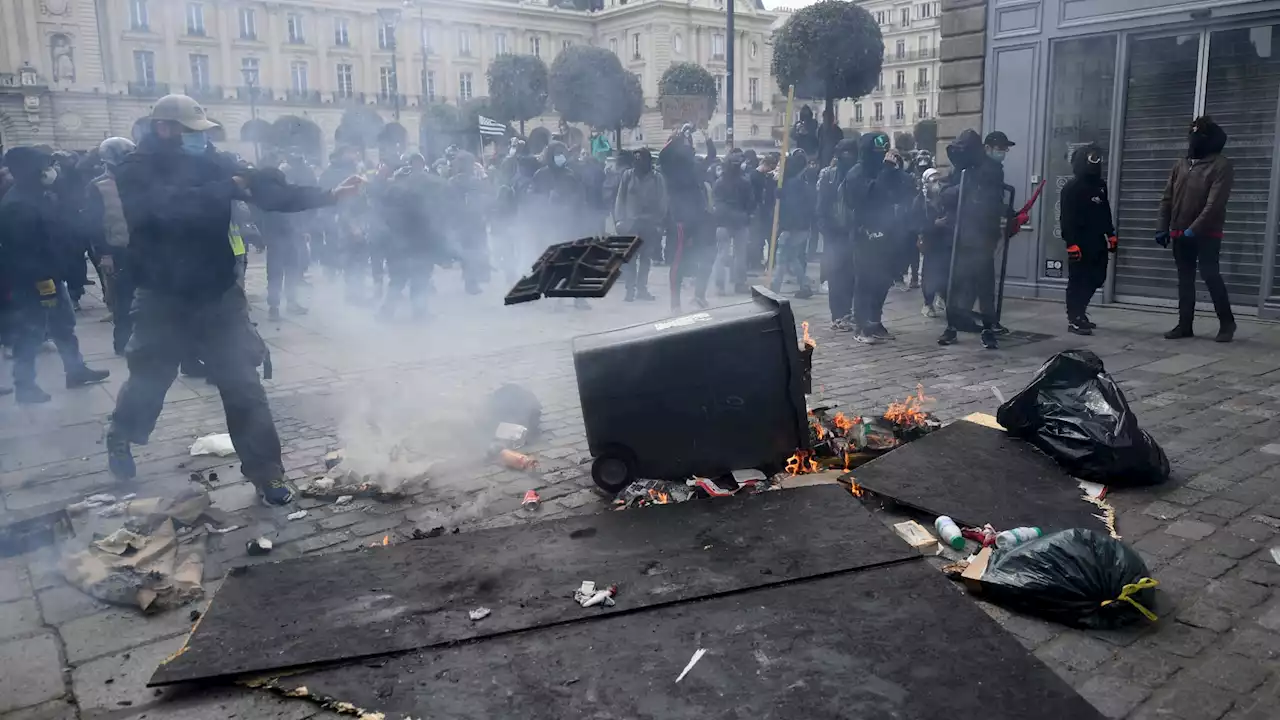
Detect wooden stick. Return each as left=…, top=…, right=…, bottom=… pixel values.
left=767, top=85, right=796, bottom=278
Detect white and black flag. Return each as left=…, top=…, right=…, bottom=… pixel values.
left=477, top=115, right=506, bottom=137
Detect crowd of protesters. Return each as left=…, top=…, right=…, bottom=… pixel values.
left=0, top=92, right=1235, bottom=507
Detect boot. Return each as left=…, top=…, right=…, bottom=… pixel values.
left=15, top=384, right=51, bottom=404
left=1164, top=325, right=1193, bottom=340
left=106, top=428, right=136, bottom=481
left=1215, top=322, right=1236, bottom=343
left=981, top=328, right=999, bottom=350
left=66, top=366, right=110, bottom=388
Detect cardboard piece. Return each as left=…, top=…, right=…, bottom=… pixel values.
left=962, top=546, right=994, bottom=593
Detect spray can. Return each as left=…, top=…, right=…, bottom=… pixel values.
left=996, top=527, right=1042, bottom=549
left=934, top=516, right=965, bottom=550
left=499, top=449, right=538, bottom=471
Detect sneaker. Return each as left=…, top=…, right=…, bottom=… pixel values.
left=1164, top=326, right=1193, bottom=340
left=830, top=316, right=855, bottom=332
left=794, top=286, right=814, bottom=300
left=854, top=329, right=881, bottom=345
left=286, top=303, right=309, bottom=316
left=991, top=322, right=1011, bottom=336
left=922, top=304, right=937, bottom=319
left=1215, top=322, right=1236, bottom=343
left=268, top=306, right=281, bottom=321
left=66, top=367, right=110, bottom=388
left=892, top=280, right=909, bottom=292
left=254, top=477, right=295, bottom=506
left=1079, top=315, right=1097, bottom=330
left=1067, top=320, right=1093, bottom=336
left=106, top=428, right=136, bottom=480
left=981, top=329, right=999, bottom=350
left=818, top=281, right=829, bottom=295
left=869, top=323, right=895, bottom=340
left=181, top=360, right=207, bottom=378
left=937, top=327, right=958, bottom=346
left=934, top=296, right=946, bottom=313
left=635, top=289, right=657, bottom=302
left=14, top=384, right=51, bottom=404
left=624, top=289, right=636, bottom=302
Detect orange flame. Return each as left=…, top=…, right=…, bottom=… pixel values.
left=382, top=535, right=390, bottom=546
left=848, top=477, right=864, bottom=497
left=648, top=488, right=671, bottom=504
left=801, top=321, right=815, bottom=349
left=832, top=412, right=857, bottom=433
left=884, top=384, right=933, bottom=429
left=785, top=449, right=821, bottom=476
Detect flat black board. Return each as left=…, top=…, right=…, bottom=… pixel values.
left=270, top=560, right=1105, bottom=720
left=152, top=485, right=917, bottom=685
left=850, top=419, right=1104, bottom=532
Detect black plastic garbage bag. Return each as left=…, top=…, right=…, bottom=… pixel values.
left=997, top=349, right=1170, bottom=486
left=979, top=528, right=1159, bottom=629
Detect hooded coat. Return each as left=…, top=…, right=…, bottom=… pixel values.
left=790, top=106, right=819, bottom=158
left=940, top=129, right=1008, bottom=249
left=1158, top=118, right=1232, bottom=239
left=843, top=132, right=914, bottom=239
left=1060, top=146, right=1114, bottom=258
left=778, top=154, right=816, bottom=233
left=712, top=160, right=755, bottom=229
left=817, top=138, right=859, bottom=236
left=0, top=148, right=67, bottom=296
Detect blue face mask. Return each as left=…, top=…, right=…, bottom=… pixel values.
left=180, top=132, right=207, bottom=155
left=553, top=155, right=567, bottom=167
left=987, top=149, right=1007, bottom=164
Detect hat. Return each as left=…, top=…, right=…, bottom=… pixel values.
left=983, top=131, right=1015, bottom=148
left=150, top=94, right=219, bottom=132
left=2, top=146, right=53, bottom=173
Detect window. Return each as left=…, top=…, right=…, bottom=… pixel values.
left=918, top=35, right=931, bottom=54
left=530, top=35, right=541, bottom=58
left=609, top=38, right=618, bottom=55
left=459, top=71, right=473, bottom=101
left=379, top=66, right=395, bottom=95
left=495, top=32, right=507, bottom=55
left=287, top=13, right=304, bottom=43
left=673, top=33, right=683, bottom=55
left=186, top=3, right=205, bottom=36
left=748, top=77, right=758, bottom=104
left=134, top=50, right=155, bottom=85
left=459, top=30, right=471, bottom=56
left=378, top=23, right=396, bottom=50
left=562, top=39, right=572, bottom=52
left=917, top=67, right=929, bottom=86
left=919, top=2, right=935, bottom=19
left=715, top=74, right=724, bottom=98
left=421, top=25, right=434, bottom=53
left=895, top=70, right=905, bottom=88
left=873, top=101, right=883, bottom=121
left=916, top=98, right=928, bottom=118
left=895, top=40, right=906, bottom=59
left=424, top=70, right=436, bottom=101
left=130, top=0, right=149, bottom=30
left=894, top=100, right=904, bottom=119
left=189, top=54, right=209, bottom=88
left=334, top=18, right=349, bottom=46
left=855, top=103, right=864, bottom=122
left=712, top=33, right=724, bottom=58
left=875, top=10, right=886, bottom=25
left=241, top=57, right=259, bottom=85
left=239, top=8, right=257, bottom=40
left=632, top=33, right=641, bottom=59
left=750, top=41, right=757, bottom=59
left=336, top=63, right=353, bottom=97
left=290, top=61, right=308, bottom=92
left=876, top=73, right=884, bottom=91
left=901, top=8, right=910, bottom=26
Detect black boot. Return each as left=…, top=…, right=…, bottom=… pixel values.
left=1164, top=325, right=1194, bottom=340
left=937, top=327, right=958, bottom=346
left=1067, top=318, right=1092, bottom=336
left=1079, top=314, right=1097, bottom=330
left=106, top=428, right=136, bottom=481
left=66, top=366, right=110, bottom=388
left=981, top=328, right=999, bottom=350
left=1216, top=322, right=1236, bottom=343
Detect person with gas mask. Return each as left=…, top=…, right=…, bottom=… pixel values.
left=613, top=147, right=667, bottom=302
left=1157, top=116, right=1235, bottom=342
left=1060, top=144, right=1116, bottom=336
left=818, top=139, right=859, bottom=329
left=530, top=141, right=590, bottom=309
left=843, top=132, right=915, bottom=344
left=83, top=137, right=137, bottom=355
left=106, top=95, right=362, bottom=504
left=937, top=129, right=1010, bottom=350
left=915, top=167, right=949, bottom=318
left=771, top=148, right=816, bottom=298
left=659, top=124, right=711, bottom=310
left=0, top=147, right=110, bottom=403
left=710, top=155, right=756, bottom=296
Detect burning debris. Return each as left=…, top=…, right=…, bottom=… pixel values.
left=302, top=449, right=413, bottom=504
left=611, top=476, right=767, bottom=510
left=788, top=385, right=941, bottom=478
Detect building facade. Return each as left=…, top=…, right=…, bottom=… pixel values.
left=0, top=0, right=778, bottom=159
left=841, top=0, right=941, bottom=143
left=956, top=0, right=1280, bottom=318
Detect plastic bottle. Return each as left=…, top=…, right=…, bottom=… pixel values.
left=996, top=527, right=1043, bottom=549
left=934, top=516, right=965, bottom=550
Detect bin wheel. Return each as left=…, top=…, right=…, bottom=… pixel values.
left=591, top=454, right=634, bottom=494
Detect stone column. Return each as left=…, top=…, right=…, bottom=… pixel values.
left=936, top=0, right=987, bottom=168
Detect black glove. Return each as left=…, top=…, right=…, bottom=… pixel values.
left=1155, top=231, right=1170, bottom=248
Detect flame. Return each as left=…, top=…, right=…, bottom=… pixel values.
left=884, top=384, right=933, bottom=428
left=648, top=488, right=671, bottom=504
left=848, top=477, right=864, bottom=497
left=801, top=321, right=815, bottom=349
left=785, top=450, right=820, bottom=476
left=382, top=535, right=390, bottom=546
left=832, top=412, right=857, bottom=433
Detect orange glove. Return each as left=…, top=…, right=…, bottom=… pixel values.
left=1067, top=245, right=1082, bottom=261
left=1107, top=235, right=1118, bottom=253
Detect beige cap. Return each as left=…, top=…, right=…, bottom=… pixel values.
left=151, top=94, right=219, bottom=131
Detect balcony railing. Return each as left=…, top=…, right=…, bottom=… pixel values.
left=890, top=116, right=906, bottom=127
left=376, top=91, right=401, bottom=106
left=185, top=84, right=223, bottom=100
left=237, top=85, right=267, bottom=101
left=914, top=81, right=931, bottom=92
left=333, top=90, right=365, bottom=104
left=913, top=113, right=931, bottom=122
left=286, top=89, right=321, bottom=103
left=127, top=81, right=170, bottom=98
left=751, top=101, right=763, bottom=111
left=711, top=53, right=725, bottom=61
left=891, top=84, right=907, bottom=96
left=884, top=48, right=938, bottom=64
left=239, top=32, right=258, bottom=41
left=186, top=27, right=207, bottom=37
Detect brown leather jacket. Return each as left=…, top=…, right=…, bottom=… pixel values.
left=1158, top=153, right=1233, bottom=239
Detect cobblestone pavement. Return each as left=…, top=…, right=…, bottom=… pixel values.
left=2, top=260, right=1279, bottom=720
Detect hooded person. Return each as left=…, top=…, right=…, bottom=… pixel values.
left=378, top=150, right=448, bottom=319
left=659, top=124, right=712, bottom=310
left=790, top=105, right=819, bottom=159
left=316, top=145, right=363, bottom=284
left=530, top=140, right=591, bottom=309
left=1060, top=144, right=1115, bottom=335
left=818, top=137, right=859, bottom=327
left=257, top=153, right=323, bottom=320
left=1158, top=115, right=1234, bottom=342
left=816, top=107, right=844, bottom=170
left=446, top=150, right=491, bottom=295
left=613, top=147, right=667, bottom=301
left=83, top=137, right=137, bottom=354
left=105, top=94, right=363, bottom=504
left=915, top=167, right=951, bottom=318
left=842, top=131, right=915, bottom=344
left=709, top=154, right=756, bottom=296
left=770, top=148, right=817, bottom=297
left=0, top=146, right=110, bottom=403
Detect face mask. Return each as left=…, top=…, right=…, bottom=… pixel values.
left=987, top=149, right=1006, bottom=164
left=181, top=132, right=207, bottom=155
left=553, top=154, right=567, bottom=167
left=508, top=148, right=517, bottom=158
left=715, top=166, right=724, bottom=178
left=40, top=167, right=58, bottom=186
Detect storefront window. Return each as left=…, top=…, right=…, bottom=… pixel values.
left=1041, top=35, right=1116, bottom=279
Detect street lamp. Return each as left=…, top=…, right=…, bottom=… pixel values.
left=378, top=7, right=403, bottom=121
left=241, top=66, right=260, bottom=161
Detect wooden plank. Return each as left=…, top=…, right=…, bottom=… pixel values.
left=151, top=485, right=917, bottom=685
left=267, top=561, right=1105, bottom=720
left=849, top=419, right=1104, bottom=532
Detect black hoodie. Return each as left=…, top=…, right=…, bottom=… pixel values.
left=940, top=129, right=1008, bottom=248
left=1158, top=117, right=1232, bottom=239
left=1059, top=145, right=1114, bottom=256
left=817, top=138, right=859, bottom=234
left=843, top=132, right=913, bottom=238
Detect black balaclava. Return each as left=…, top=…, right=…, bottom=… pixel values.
left=634, top=148, right=653, bottom=175
left=799, top=105, right=814, bottom=124
left=1188, top=116, right=1227, bottom=160
left=833, top=138, right=859, bottom=174
left=859, top=131, right=890, bottom=168
left=2, top=147, right=51, bottom=187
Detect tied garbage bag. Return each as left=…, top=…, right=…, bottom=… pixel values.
left=997, top=349, right=1170, bottom=486
left=979, top=528, right=1159, bottom=629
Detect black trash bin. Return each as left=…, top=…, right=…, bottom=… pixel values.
left=573, top=287, right=811, bottom=492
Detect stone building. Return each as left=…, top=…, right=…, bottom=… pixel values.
left=0, top=0, right=779, bottom=159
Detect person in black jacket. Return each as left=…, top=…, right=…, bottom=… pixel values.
left=659, top=126, right=711, bottom=310
left=379, top=153, right=447, bottom=320
left=0, top=147, right=110, bottom=403
left=817, top=139, right=859, bottom=328
left=106, top=95, right=361, bottom=504
left=83, top=137, right=137, bottom=354
left=259, top=153, right=317, bottom=320
left=1060, top=144, right=1116, bottom=335
left=790, top=105, right=819, bottom=159
left=770, top=149, right=816, bottom=297
left=710, top=156, right=755, bottom=295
